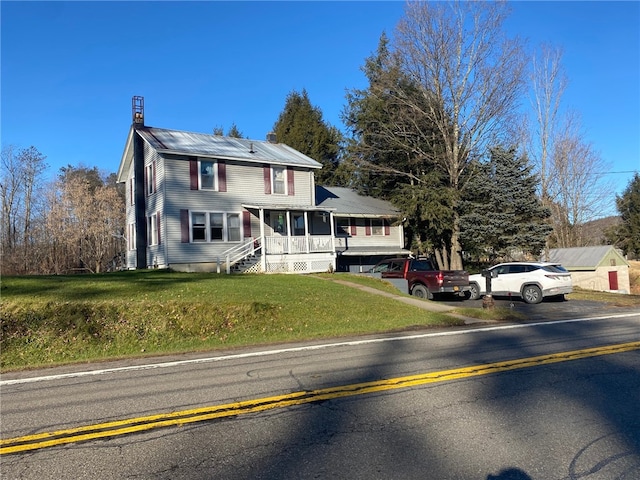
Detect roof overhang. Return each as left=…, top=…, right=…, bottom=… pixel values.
left=242, top=203, right=336, bottom=212
left=332, top=213, right=399, bottom=218
left=116, top=126, right=135, bottom=183
left=336, top=246, right=411, bottom=257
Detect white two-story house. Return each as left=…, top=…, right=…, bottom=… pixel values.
left=117, top=97, right=408, bottom=273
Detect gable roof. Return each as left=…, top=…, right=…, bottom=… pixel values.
left=545, top=246, right=629, bottom=269
left=316, top=186, right=400, bottom=217
left=118, top=126, right=322, bottom=182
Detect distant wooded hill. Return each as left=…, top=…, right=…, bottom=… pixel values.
left=580, top=216, right=621, bottom=246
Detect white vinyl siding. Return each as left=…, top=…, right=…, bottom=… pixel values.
left=161, top=156, right=315, bottom=265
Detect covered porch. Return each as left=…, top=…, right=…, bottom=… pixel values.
left=242, top=203, right=337, bottom=273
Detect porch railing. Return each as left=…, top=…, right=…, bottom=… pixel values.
left=264, top=235, right=333, bottom=255
left=221, top=237, right=262, bottom=274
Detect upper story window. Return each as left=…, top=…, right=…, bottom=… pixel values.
left=264, top=165, right=294, bottom=195
left=273, top=166, right=286, bottom=194
left=190, top=159, right=227, bottom=192
left=145, top=162, right=156, bottom=196
left=200, top=161, right=215, bottom=190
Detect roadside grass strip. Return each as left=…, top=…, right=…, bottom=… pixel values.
left=2, top=341, right=639, bottom=455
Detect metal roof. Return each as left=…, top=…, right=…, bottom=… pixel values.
left=544, top=246, right=629, bottom=268
left=118, top=125, right=322, bottom=182
left=139, top=127, right=322, bottom=168
left=315, top=186, right=400, bottom=217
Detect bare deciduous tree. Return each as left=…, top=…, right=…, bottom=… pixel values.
left=528, top=44, right=567, bottom=201
left=1, top=145, right=48, bottom=272
left=373, top=0, right=527, bottom=269
left=45, top=171, right=125, bottom=274
left=528, top=45, right=612, bottom=248
left=548, top=114, right=612, bottom=247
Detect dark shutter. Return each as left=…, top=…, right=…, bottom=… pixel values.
left=243, top=210, right=252, bottom=237
left=365, top=221, right=371, bottom=236
left=144, top=165, right=148, bottom=197
left=189, top=160, right=198, bottom=190
left=384, top=219, right=390, bottom=236
left=218, top=161, right=227, bottom=192
left=287, top=167, right=295, bottom=196
left=350, top=218, right=356, bottom=236
left=180, top=209, right=190, bottom=243
left=157, top=211, right=161, bottom=245
left=263, top=165, right=271, bottom=194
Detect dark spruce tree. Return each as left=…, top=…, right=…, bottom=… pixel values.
left=272, top=89, right=343, bottom=186
left=460, top=146, right=552, bottom=264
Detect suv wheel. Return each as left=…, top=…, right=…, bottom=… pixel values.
left=468, top=282, right=481, bottom=300
left=522, top=285, right=543, bottom=304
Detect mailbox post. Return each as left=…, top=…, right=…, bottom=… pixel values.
left=481, top=269, right=496, bottom=309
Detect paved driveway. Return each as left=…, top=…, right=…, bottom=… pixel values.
left=442, top=295, right=638, bottom=322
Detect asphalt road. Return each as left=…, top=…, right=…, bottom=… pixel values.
left=2, top=312, right=639, bottom=480
left=445, top=295, right=640, bottom=322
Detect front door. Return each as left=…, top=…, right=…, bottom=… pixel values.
left=608, top=271, right=619, bottom=290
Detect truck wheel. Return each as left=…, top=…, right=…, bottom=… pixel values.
left=412, top=284, right=433, bottom=300
left=522, top=285, right=543, bottom=304
left=468, top=282, right=481, bottom=300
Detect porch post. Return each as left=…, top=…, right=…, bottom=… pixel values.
left=329, top=212, right=336, bottom=252
left=285, top=211, right=291, bottom=254
left=304, top=211, right=310, bottom=253
left=259, top=208, right=266, bottom=272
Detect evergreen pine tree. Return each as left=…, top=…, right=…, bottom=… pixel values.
left=608, top=173, right=640, bottom=258
left=272, top=90, right=342, bottom=186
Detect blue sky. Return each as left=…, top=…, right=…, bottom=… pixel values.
left=2, top=1, right=639, bottom=218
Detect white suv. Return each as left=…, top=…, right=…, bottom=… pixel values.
left=468, top=262, right=573, bottom=304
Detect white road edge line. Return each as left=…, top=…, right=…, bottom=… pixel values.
left=2, top=313, right=638, bottom=386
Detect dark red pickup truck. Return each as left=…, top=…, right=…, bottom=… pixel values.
left=370, top=257, right=470, bottom=300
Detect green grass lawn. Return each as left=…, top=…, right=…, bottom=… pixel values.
left=1, top=270, right=461, bottom=371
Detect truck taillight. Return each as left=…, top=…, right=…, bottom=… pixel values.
left=437, top=272, right=444, bottom=284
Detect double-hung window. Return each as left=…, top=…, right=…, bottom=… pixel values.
left=371, top=219, right=384, bottom=236
left=128, top=223, right=136, bottom=250
left=192, top=213, right=207, bottom=242
left=210, top=213, right=224, bottom=241
left=200, top=161, right=215, bottom=190
left=272, top=166, right=286, bottom=194
left=190, top=159, right=226, bottom=191
left=191, top=211, right=241, bottom=242
left=148, top=213, right=159, bottom=245
left=145, top=162, right=156, bottom=196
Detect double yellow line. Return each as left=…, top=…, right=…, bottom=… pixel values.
left=3, top=341, right=639, bottom=455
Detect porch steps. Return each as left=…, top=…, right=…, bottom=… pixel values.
left=230, top=254, right=262, bottom=274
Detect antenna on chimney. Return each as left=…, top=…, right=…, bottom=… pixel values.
left=132, top=96, right=144, bottom=126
